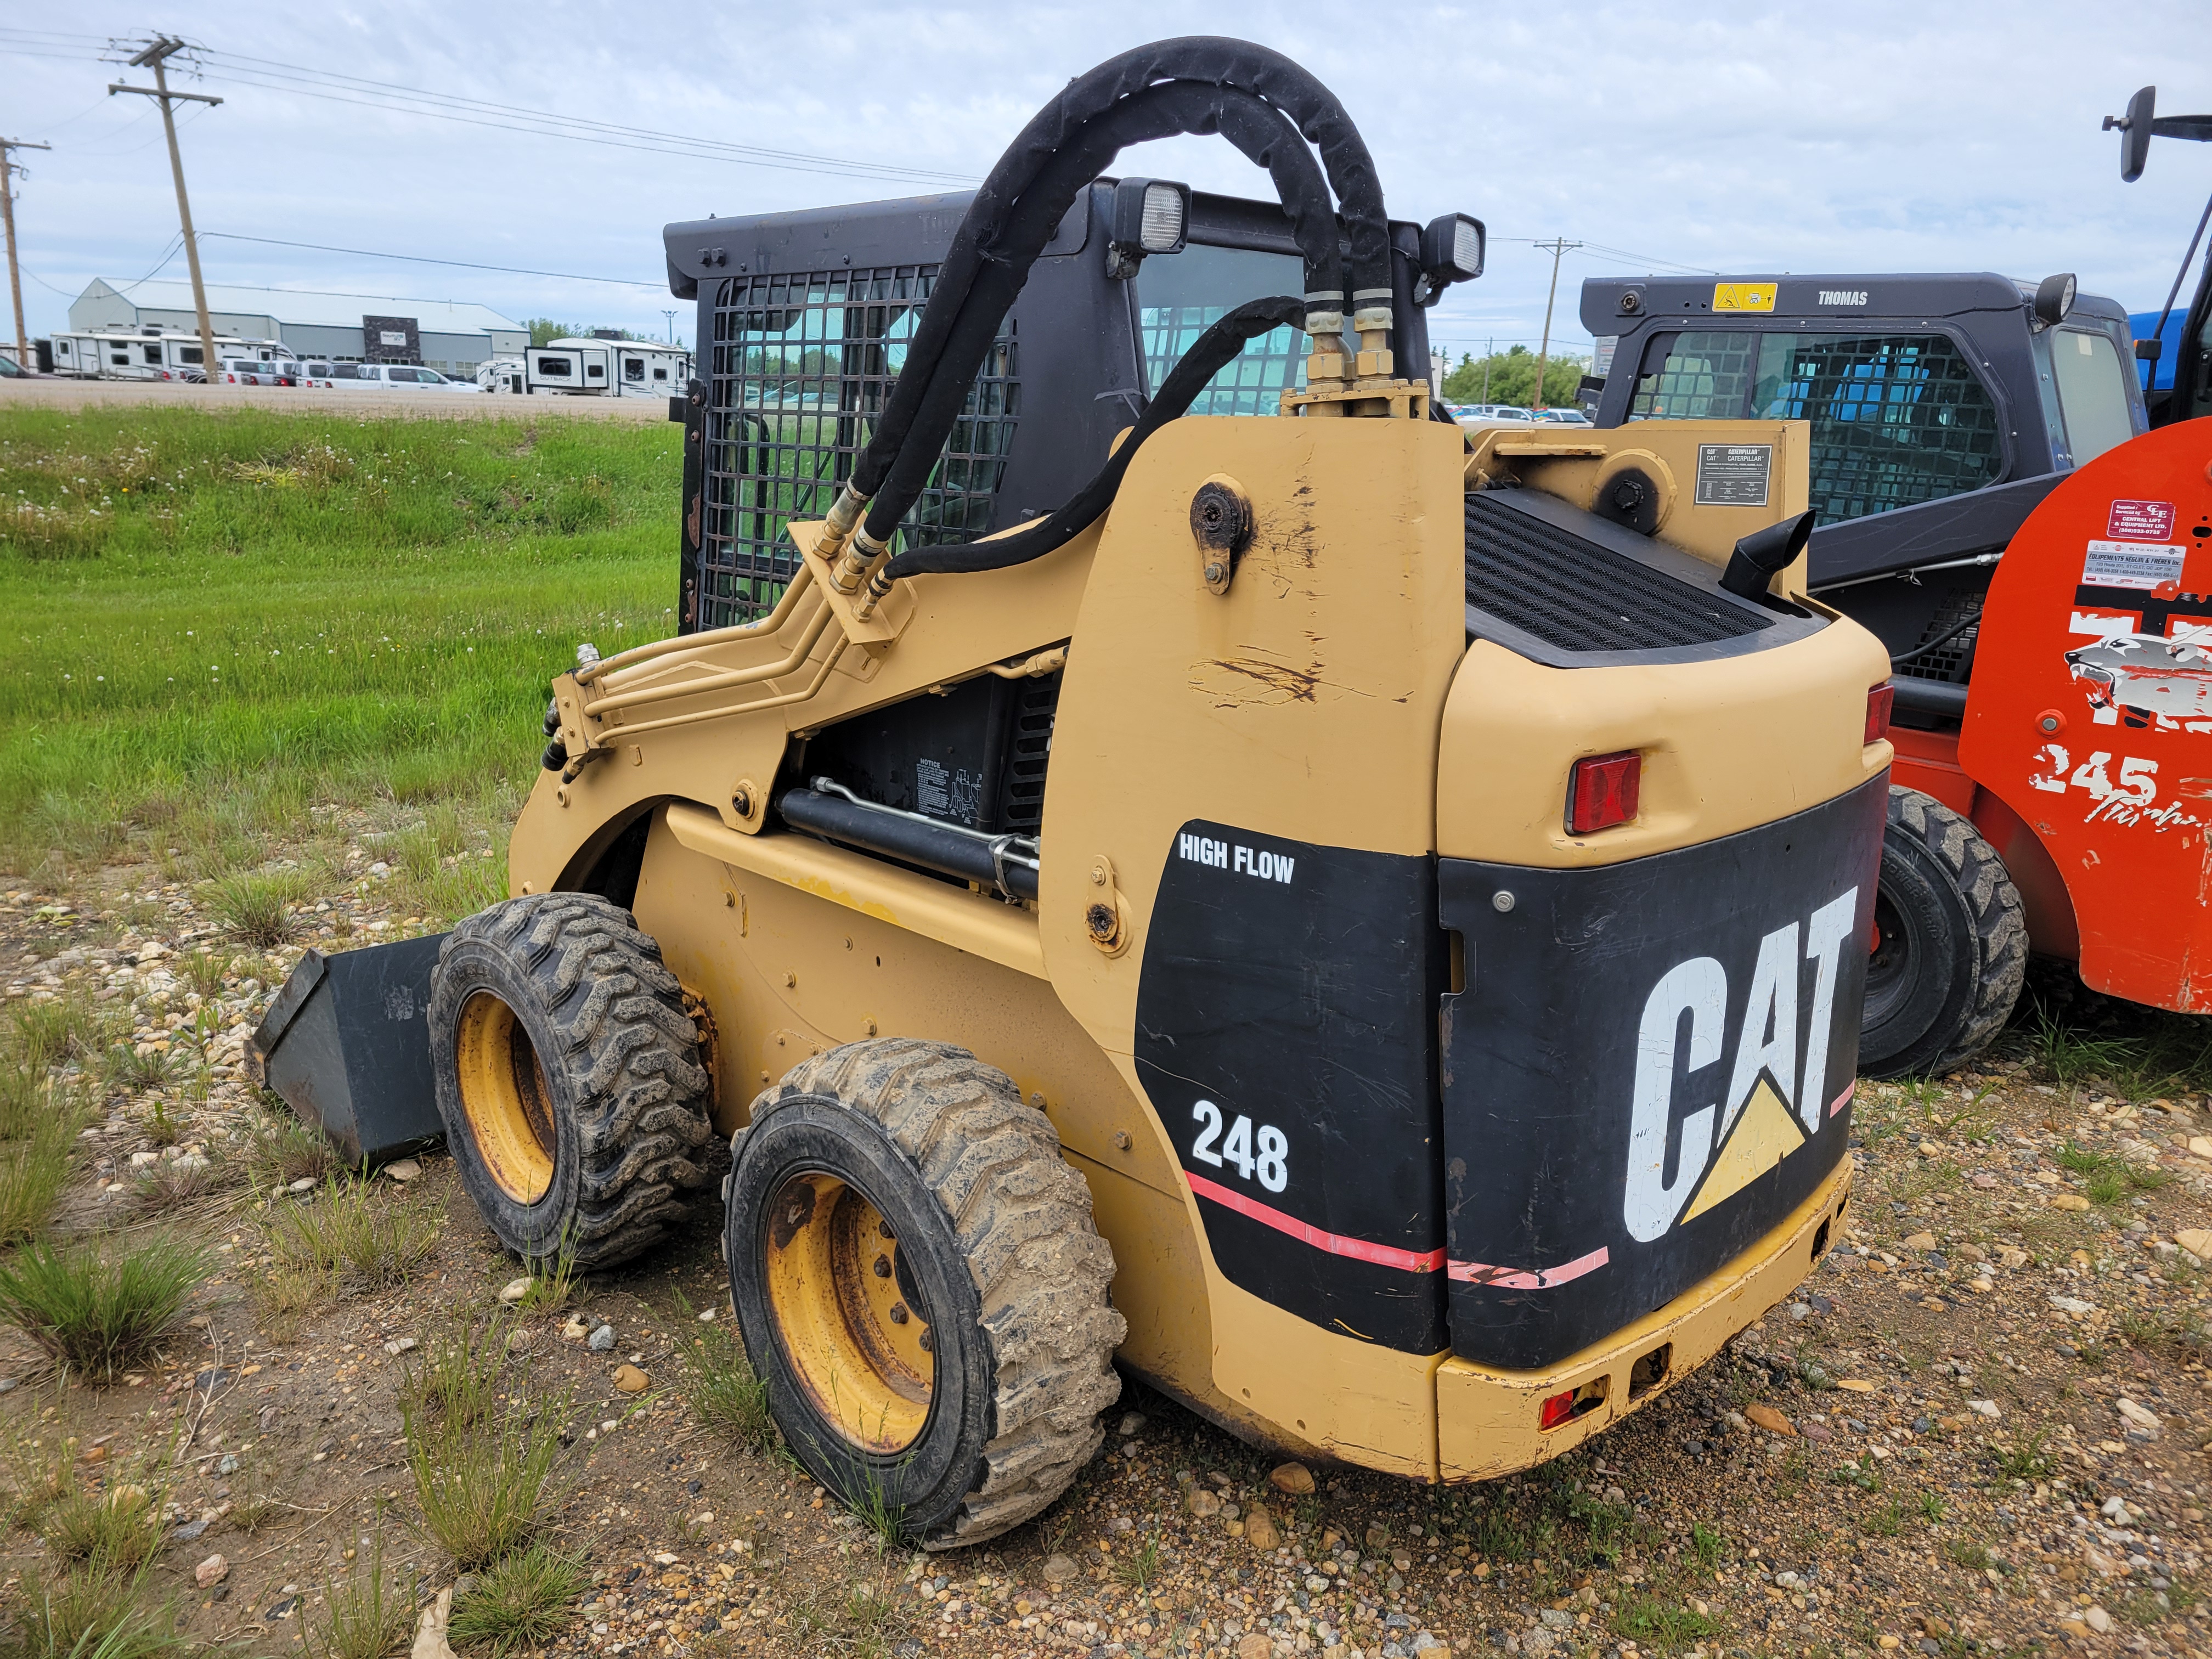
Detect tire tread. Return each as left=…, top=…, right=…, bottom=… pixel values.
left=768, top=1038, right=1125, bottom=1549
left=1876, top=785, right=2027, bottom=1076
left=443, top=893, right=712, bottom=1267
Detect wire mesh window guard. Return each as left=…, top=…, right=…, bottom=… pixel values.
left=699, top=266, right=1019, bottom=629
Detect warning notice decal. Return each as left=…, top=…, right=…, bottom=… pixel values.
left=2107, top=499, right=2179, bottom=542
left=1712, top=281, right=1777, bottom=312
left=2083, top=540, right=2187, bottom=592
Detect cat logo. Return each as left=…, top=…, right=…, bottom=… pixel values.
left=1622, top=888, right=1859, bottom=1243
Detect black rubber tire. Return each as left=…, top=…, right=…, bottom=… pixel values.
left=725, top=1038, right=1125, bottom=1550
left=429, top=893, right=713, bottom=1268
left=1858, top=786, right=2027, bottom=1079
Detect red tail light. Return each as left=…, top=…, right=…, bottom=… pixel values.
left=1865, top=683, right=1894, bottom=746
left=1539, top=1389, right=1578, bottom=1431
left=1567, top=751, right=1641, bottom=834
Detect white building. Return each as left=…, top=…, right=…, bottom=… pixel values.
left=66, top=279, right=528, bottom=377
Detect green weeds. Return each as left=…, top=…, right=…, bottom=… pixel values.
left=304, top=1532, right=412, bottom=1659
left=205, top=870, right=313, bottom=949
left=404, top=1385, right=569, bottom=1568
left=399, top=1318, right=509, bottom=1429
left=0, top=1236, right=210, bottom=1376
left=1612, top=1588, right=1720, bottom=1654
left=676, top=1299, right=775, bottom=1452
left=266, top=1178, right=439, bottom=1293
left=0, top=1561, right=182, bottom=1659
left=447, top=1544, right=588, bottom=1656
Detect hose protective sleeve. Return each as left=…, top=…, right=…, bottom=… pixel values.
left=849, top=35, right=1387, bottom=521
left=881, top=296, right=1305, bottom=580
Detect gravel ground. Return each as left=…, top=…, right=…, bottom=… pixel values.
left=4, top=838, right=2210, bottom=1659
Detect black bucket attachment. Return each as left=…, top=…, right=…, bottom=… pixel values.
left=249, top=934, right=449, bottom=1166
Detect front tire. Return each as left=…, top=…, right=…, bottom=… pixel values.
left=430, top=893, right=713, bottom=1268
left=1858, top=787, right=2026, bottom=1079
left=725, top=1039, right=1125, bottom=1549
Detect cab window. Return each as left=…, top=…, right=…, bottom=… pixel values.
left=1628, top=330, right=1756, bottom=419
left=2050, top=328, right=2135, bottom=466
left=1135, top=242, right=1307, bottom=414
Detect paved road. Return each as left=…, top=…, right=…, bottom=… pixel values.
left=0, top=377, right=674, bottom=421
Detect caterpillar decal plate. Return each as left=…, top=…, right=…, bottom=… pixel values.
left=1439, top=774, right=1885, bottom=1369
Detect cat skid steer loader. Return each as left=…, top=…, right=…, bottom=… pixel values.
left=256, top=38, right=1893, bottom=1548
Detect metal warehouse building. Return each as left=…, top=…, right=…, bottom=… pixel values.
left=67, top=279, right=528, bottom=376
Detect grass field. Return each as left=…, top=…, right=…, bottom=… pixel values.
left=0, top=405, right=679, bottom=882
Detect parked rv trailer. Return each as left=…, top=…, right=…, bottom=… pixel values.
left=47, top=327, right=278, bottom=381
left=524, top=337, right=691, bottom=396
left=476, top=357, right=527, bottom=393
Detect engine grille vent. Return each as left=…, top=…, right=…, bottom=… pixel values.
left=1001, top=674, right=1059, bottom=836
left=1464, top=494, right=1768, bottom=653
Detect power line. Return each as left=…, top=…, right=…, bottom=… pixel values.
left=199, top=232, right=662, bottom=290
left=198, top=61, right=979, bottom=186
left=196, top=47, right=981, bottom=185
left=0, top=30, right=980, bottom=188
left=1492, top=233, right=1718, bottom=277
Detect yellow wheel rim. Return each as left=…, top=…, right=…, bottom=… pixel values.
left=762, top=1171, right=935, bottom=1452
left=453, top=991, right=556, bottom=1205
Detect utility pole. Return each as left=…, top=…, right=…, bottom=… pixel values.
left=0, top=138, right=50, bottom=371
left=1480, top=335, right=1493, bottom=403
left=110, top=37, right=222, bottom=381
left=1530, top=238, right=1580, bottom=410
left=662, top=309, right=677, bottom=343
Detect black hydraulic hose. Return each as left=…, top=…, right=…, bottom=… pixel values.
left=865, top=82, right=1342, bottom=549
left=849, top=37, right=1390, bottom=510
left=1892, top=606, right=1984, bottom=667
left=882, top=296, right=1306, bottom=580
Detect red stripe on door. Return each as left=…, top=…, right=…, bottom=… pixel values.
left=1445, top=1245, right=1610, bottom=1290
left=1183, top=1170, right=1446, bottom=1273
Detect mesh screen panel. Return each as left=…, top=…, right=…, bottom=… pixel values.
left=1762, top=334, right=2003, bottom=522
left=699, top=267, right=1019, bottom=629
left=1138, top=306, right=1305, bottom=415
left=1629, top=330, right=1757, bottom=420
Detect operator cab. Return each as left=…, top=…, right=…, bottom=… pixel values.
left=662, top=183, right=1465, bottom=634
left=1577, top=273, right=2146, bottom=724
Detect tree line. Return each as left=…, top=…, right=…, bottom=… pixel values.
left=1441, top=345, right=1590, bottom=409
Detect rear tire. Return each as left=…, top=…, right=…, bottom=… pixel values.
left=1858, top=786, right=2025, bottom=1079
left=430, top=893, right=713, bottom=1268
left=725, top=1038, right=1125, bottom=1549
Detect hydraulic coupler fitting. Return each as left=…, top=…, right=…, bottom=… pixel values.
left=1351, top=290, right=1395, bottom=380
left=817, top=482, right=873, bottom=584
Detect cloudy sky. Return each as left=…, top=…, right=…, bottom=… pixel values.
left=2, top=3, right=2208, bottom=363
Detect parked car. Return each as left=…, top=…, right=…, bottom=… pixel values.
left=221, top=359, right=299, bottom=387
left=154, top=365, right=206, bottom=383
left=1453, top=403, right=1538, bottom=427
left=1533, top=407, right=1594, bottom=425
left=0, top=352, right=27, bottom=379
left=294, top=362, right=479, bottom=392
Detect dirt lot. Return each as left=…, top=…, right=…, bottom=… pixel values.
left=5, top=831, right=2212, bottom=1659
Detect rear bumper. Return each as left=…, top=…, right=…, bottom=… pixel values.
left=1436, top=1152, right=1850, bottom=1480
